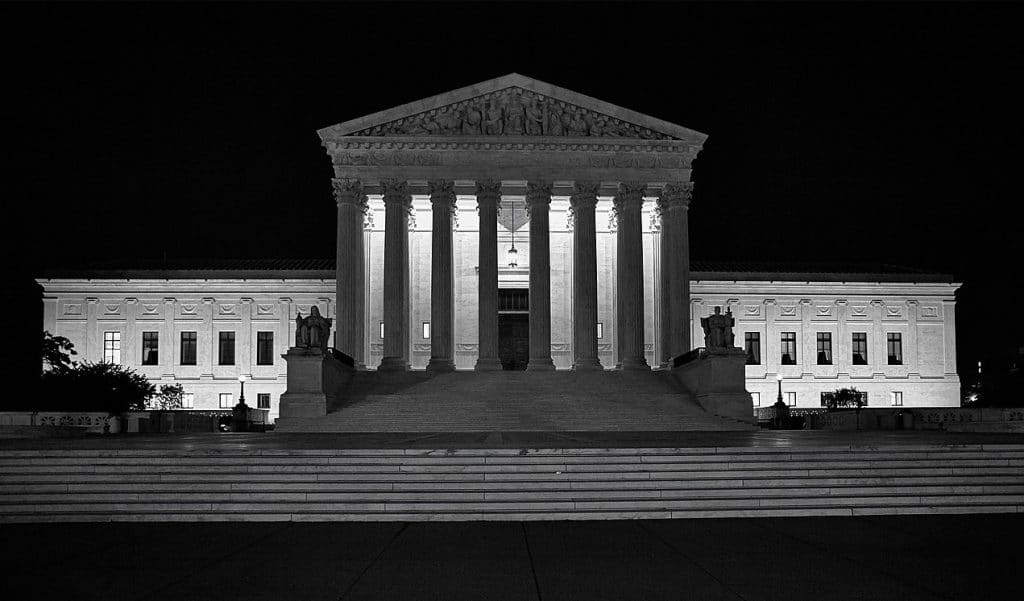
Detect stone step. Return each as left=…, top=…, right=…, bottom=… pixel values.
left=6, top=484, right=1024, bottom=504
left=3, top=457, right=1023, bottom=474
left=5, top=473, right=1023, bottom=494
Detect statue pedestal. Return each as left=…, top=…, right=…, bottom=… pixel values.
left=279, top=347, right=328, bottom=418
left=672, top=347, right=755, bottom=424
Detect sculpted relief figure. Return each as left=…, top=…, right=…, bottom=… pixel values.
left=700, top=307, right=736, bottom=351
left=295, top=306, right=333, bottom=353
left=569, top=110, right=588, bottom=136
left=462, top=102, right=483, bottom=134
left=504, top=93, right=525, bottom=135
left=525, top=99, right=545, bottom=135
left=547, top=105, right=565, bottom=135
left=483, top=98, right=504, bottom=135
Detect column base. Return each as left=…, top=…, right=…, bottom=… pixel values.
left=474, top=357, right=504, bottom=371
left=426, top=358, right=456, bottom=373
left=527, top=357, right=556, bottom=371
left=377, top=357, right=410, bottom=372
left=572, top=358, right=604, bottom=371
left=617, top=357, right=651, bottom=371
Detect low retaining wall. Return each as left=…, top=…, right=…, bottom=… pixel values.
left=755, top=406, right=1024, bottom=431
left=0, top=409, right=270, bottom=435
left=0, top=412, right=120, bottom=434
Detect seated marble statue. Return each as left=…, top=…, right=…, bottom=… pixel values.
left=295, top=306, right=333, bottom=353
left=700, top=306, right=735, bottom=351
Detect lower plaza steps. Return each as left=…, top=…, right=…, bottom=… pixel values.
left=2, top=442, right=1024, bottom=522
left=278, top=370, right=755, bottom=432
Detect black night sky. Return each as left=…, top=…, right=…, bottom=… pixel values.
left=3, top=2, right=1023, bottom=396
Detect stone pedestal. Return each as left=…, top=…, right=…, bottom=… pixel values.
left=671, top=348, right=755, bottom=424
left=279, top=347, right=328, bottom=418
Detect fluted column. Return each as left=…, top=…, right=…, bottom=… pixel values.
left=571, top=182, right=602, bottom=370
left=378, top=179, right=411, bottom=371
left=474, top=181, right=503, bottom=371
left=526, top=181, right=555, bottom=371
left=664, top=182, right=693, bottom=357
left=656, top=194, right=672, bottom=367
left=427, top=180, right=456, bottom=372
left=332, top=178, right=367, bottom=368
left=614, top=182, right=649, bottom=370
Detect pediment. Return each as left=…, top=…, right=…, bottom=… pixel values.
left=318, top=73, right=707, bottom=145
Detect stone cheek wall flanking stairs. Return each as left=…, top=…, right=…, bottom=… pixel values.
left=280, top=370, right=755, bottom=433
left=2, top=445, right=1024, bottom=522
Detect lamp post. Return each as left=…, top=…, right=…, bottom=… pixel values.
left=773, top=374, right=790, bottom=428
left=232, top=374, right=250, bottom=432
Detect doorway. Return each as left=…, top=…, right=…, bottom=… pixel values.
left=498, top=288, right=529, bottom=371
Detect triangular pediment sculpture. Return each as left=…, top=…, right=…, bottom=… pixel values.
left=318, top=73, right=707, bottom=144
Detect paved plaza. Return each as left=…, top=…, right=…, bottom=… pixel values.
left=0, top=515, right=1020, bottom=600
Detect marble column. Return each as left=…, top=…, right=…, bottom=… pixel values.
left=526, top=181, right=555, bottom=371
left=570, top=182, right=602, bottom=371
left=665, top=182, right=693, bottom=357
left=614, top=182, right=649, bottom=370
left=332, top=178, right=367, bottom=368
left=378, top=179, right=411, bottom=371
left=427, top=180, right=456, bottom=372
left=656, top=194, right=672, bottom=367
left=474, top=181, right=503, bottom=371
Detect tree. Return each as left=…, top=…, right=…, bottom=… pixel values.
left=41, top=330, right=77, bottom=372
left=40, top=361, right=156, bottom=413
left=148, top=383, right=185, bottom=410
left=822, top=387, right=867, bottom=410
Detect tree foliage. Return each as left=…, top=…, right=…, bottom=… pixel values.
left=148, top=383, right=185, bottom=410
left=822, top=387, right=867, bottom=410
left=41, top=330, right=77, bottom=372
left=40, top=361, right=156, bottom=413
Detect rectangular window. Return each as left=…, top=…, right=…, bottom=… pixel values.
left=887, top=333, right=903, bottom=365
left=816, top=332, right=832, bottom=365
left=181, top=393, right=194, bottom=409
left=785, top=391, right=797, bottom=407
left=596, top=322, right=604, bottom=339
left=219, top=393, right=233, bottom=408
left=859, top=391, right=869, bottom=406
left=218, top=332, right=235, bottom=365
left=744, top=332, right=761, bottom=365
left=422, top=322, right=430, bottom=339
left=780, top=332, right=797, bottom=365
left=751, top=392, right=760, bottom=407
left=103, top=331, right=121, bottom=364
left=820, top=392, right=829, bottom=407
left=852, top=333, right=868, bottom=365
left=379, top=321, right=385, bottom=339
left=180, top=331, right=197, bottom=365
left=891, top=391, right=904, bottom=406
left=141, top=331, right=159, bottom=365
left=257, top=331, right=274, bottom=366
left=257, top=393, right=271, bottom=410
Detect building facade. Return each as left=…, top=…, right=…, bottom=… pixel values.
left=39, top=260, right=960, bottom=420
left=37, top=74, right=961, bottom=420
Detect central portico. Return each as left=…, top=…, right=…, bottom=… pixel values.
left=318, top=74, right=707, bottom=374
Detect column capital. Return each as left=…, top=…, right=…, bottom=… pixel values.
left=613, top=182, right=646, bottom=212
left=526, top=181, right=553, bottom=205
left=835, top=299, right=849, bottom=306
left=381, top=179, right=411, bottom=207
left=906, top=299, right=919, bottom=306
left=332, top=178, right=368, bottom=210
left=428, top=179, right=456, bottom=201
left=660, top=181, right=694, bottom=210
left=475, top=180, right=502, bottom=206
left=569, top=181, right=599, bottom=210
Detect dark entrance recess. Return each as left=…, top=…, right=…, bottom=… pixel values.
left=498, top=288, right=529, bottom=371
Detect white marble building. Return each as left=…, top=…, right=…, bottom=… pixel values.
left=39, top=212, right=960, bottom=421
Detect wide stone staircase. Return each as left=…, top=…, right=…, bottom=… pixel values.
left=278, top=370, right=754, bottom=432
left=2, top=443, right=1023, bottom=522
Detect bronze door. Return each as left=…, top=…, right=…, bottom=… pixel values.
left=498, top=313, right=529, bottom=370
